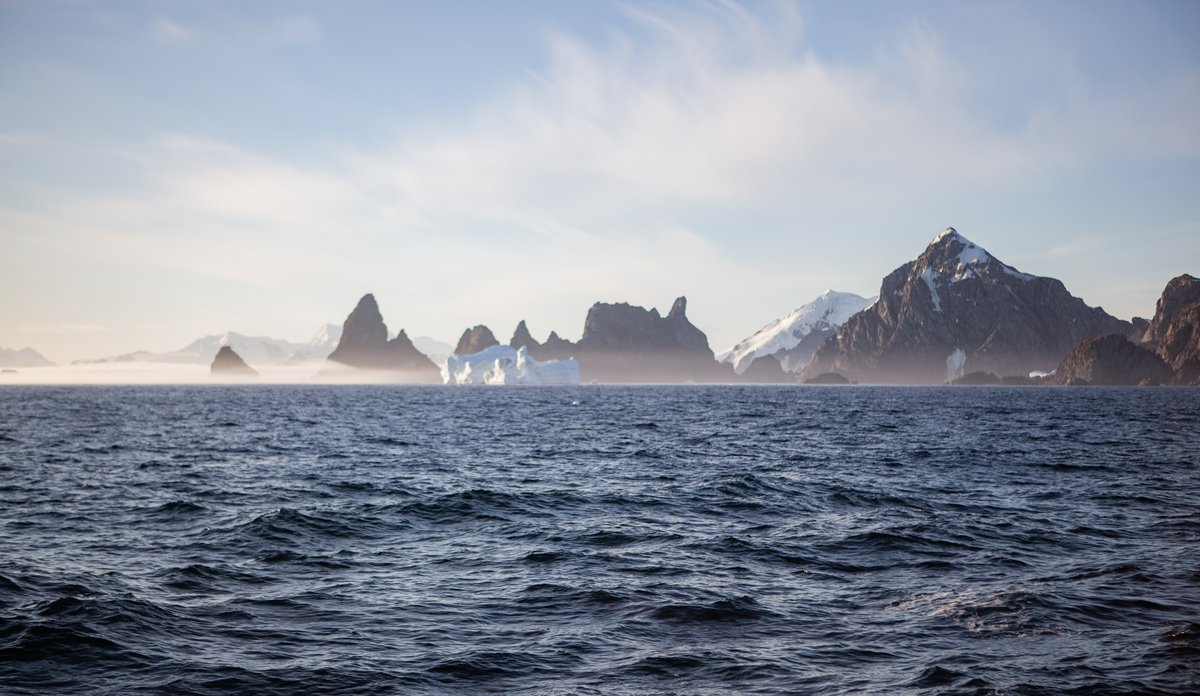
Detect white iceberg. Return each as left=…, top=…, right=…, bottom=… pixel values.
left=442, top=345, right=580, bottom=385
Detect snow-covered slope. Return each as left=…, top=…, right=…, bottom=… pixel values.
left=719, top=291, right=875, bottom=374
left=443, top=345, right=580, bottom=385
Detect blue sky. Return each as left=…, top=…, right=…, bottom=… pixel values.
left=2, top=0, right=1199, bottom=363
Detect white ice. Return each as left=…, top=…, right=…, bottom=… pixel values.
left=442, top=345, right=580, bottom=385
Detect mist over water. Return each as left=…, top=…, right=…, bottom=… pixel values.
left=1, top=385, right=1198, bottom=694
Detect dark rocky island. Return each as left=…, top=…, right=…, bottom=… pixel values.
left=210, top=346, right=257, bottom=377
left=323, top=294, right=440, bottom=382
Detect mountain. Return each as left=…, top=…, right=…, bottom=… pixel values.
left=210, top=346, right=257, bottom=377
left=1138, top=273, right=1200, bottom=385
left=0, top=346, right=54, bottom=368
left=1051, top=334, right=1172, bottom=386
left=803, top=228, right=1133, bottom=384
left=323, top=294, right=440, bottom=381
left=719, top=291, right=875, bottom=375
left=453, top=325, right=499, bottom=356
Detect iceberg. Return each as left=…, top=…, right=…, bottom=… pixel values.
left=442, top=345, right=580, bottom=386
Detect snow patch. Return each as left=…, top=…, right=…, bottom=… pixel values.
left=921, top=268, right=942, bottom=312
left=719, top=291, right=874, bottom=374
left=443, top=345, right=580, bottom=385
left=946, top=348, right=966, bottom=382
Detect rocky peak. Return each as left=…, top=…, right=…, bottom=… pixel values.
left=454, top=325, right=499, bottom=356
left=667, top=296, right=688, bottom=320
left=210, top=346, right=257, bottom=377
left=509, top=320, right=540, bottom=351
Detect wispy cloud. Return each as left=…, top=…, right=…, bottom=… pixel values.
left=148, top=17, right=196, bottom=45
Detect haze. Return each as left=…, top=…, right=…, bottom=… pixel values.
left=2, top=1, right=1198, bottom=366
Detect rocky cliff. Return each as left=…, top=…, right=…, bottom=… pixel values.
left=454, top=325, right=499, bottom=356
left=803, top=228, right=1132, bottom=384
left=1140, top=274, right=1200, bottom=385
left=1051, top=334, right=1172, bottom=386
left=210, top=346, right=257, bottom=377
left=323, top=294, right=440, bottom=382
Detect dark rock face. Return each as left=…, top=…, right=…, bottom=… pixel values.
left=454, top=325, right=499, bottom=356
left=515, top=297, right=733, bottom=382
left=210, top=346, right=257, bottom=377
left=804, top=228, right=1132, bottom=384
left=1140, top=274, right=1200, bottom=385
left=324, top=294, right=440, bottom=382
left=1051, top=334, right=1172, bottom=386
left=573, top=297, right=731, bottom=383
left=738, top=355, right=794, bottom=384
left=509, top=321, right=540, bottom=352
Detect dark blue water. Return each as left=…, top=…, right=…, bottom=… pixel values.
left=1, top=386, right=1197, bottom=695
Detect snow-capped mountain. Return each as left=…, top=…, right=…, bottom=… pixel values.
left=94, top=326, right=342, bottom=366
left=803, top=227, right=1133, bottom=384
left=719, top=291, right=875, bottom=374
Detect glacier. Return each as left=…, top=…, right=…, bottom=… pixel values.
left=443, top=345, right=580, bottom=385
left=719, top=290, right=875, bottom=374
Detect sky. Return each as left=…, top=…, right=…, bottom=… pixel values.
left=2, top=0, right=1199, bottom=364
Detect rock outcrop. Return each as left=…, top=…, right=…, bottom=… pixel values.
left=1051, top=334, right=1172, bottom=386
left=1139, top=274, right=1200, bottom=385
left=509, top=321, right=540, bottom=352
left=803, top=228, right=1132, bottom=384
left=454, top=325, right=499, bottom=356
left=737, top=355, right=794, bottom=384
left=323, top=294, right=440, bottom=382
left=210, top=346, right=257, bottom=377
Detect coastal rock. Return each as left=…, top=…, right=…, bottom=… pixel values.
left=804, top=372, right=850, bottom=385
left=803, top=228, right=1132, bottom=384
left=950, top=371, right=1001, bottom=385
left=210, top=346, right=257, bottom=377
left=1140, top=274, right=1200, bottom=385
left=1051, top=334, right=1172, bottom=386
left=454, top=325, right=499, bottom=356
left=323, top=294, right=441, bottom=381
left=737, top=355, right=794, bottom=384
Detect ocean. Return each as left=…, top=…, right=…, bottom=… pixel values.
left=1, top=385, right=1197, bottom=694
